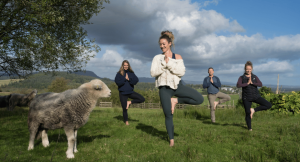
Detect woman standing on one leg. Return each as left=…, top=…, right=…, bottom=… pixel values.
left=150, top=31, right=204, bottom=146
left=236, top=61, right=272, bottom=131
left=115, top=60, right=145, bottom=125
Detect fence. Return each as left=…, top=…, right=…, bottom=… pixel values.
left=98, top=102, right=112, bottom=108
left=98, top=101, right=235, bottom=109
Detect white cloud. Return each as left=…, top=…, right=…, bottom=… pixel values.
left=203, top=0, right=219, bottom=7
left=81, top=0, right=300, bottom=84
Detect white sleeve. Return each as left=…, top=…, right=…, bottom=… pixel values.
left=150, top=56, right=167, bottom=77
left=166, top=59, right=186, bottom=77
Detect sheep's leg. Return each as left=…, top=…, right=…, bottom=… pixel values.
left=42, top=130, right=50, bottom=147
left=28, top=124, right=39, bottom=150
left=9, top=104, right=15, bottom=111
left=64, top=128, right=75, bottom=159
left=74, top=130, right=78, bottom=153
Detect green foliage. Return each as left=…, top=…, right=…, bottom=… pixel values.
left=48, top=77, right=70, bottom=93
left=259, top=86, right=273, bottom=95
left=0, top=0, right=109, bottom=78
left=262, top=91, right=300, bottom=114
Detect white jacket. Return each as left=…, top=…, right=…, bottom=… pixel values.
left=150, top=54, right=186, bottom=89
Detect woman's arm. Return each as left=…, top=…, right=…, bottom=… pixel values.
left=115, top=73, right=126, bottom=86
left=150, top=55, right=167, bottom=77
left=128, top=73, right=139, bottom=85
left=253, top=76, right=262, bottom=87
left=166, top=55, right=186, bottom=77
left=236, top=76, right=249, bottom=88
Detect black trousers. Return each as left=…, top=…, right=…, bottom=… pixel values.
left=243, top=97, right=272, bottom=129
left=119, top=92, right=145, bottom=122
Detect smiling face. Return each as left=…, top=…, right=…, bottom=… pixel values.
left=159, top=38, right=172, bottom=53
left=245, top=65, right=252, bottom=75
left=123, top=62, right=129, bottom=70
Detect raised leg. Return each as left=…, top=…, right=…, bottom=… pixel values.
left=42, top=130, right=49, bottom=147
left=74, top=130, right=78, bottom=153
left=64, top=128, right=75, bottom=159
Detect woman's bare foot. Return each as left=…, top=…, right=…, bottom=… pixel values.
left=250, top=108, right=255, bottom=119
left=214, top=101, right=219, bottom=110
left=249, top=129, right=252, bottom=131
left=126, top=101, right=131, bottom=110
left=125, top=121, right=129, bottom=125
left=171, top=98, right=178, bottom=114
left=169, top=139, right=174, bottom=147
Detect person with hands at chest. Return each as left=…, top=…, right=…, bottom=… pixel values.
left=236, top=61, right=272, bottom=131
left=150, top=30, right=204, bottom=147
left=115, top=60, right=145, bottom=125
left=203, top=67, right=231, bottom=123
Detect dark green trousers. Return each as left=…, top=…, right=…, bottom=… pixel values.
left=159, top=81, right=204, bottom=139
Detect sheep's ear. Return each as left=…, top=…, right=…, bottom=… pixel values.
left=93, top=84, right=102, bottom=90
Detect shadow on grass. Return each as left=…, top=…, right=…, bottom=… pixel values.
left=202, top=121, right=247, bottom=129
left=136, top=123, right=178, bottom=141
left=190, top=111, right=248, bottom=129
left=113, top=115, right=139, bottom=122
left=40, top=133, right=110, bottom=146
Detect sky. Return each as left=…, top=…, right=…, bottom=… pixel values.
left=82, top=0, right=300, bottom=86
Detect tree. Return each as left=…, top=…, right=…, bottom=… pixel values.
left=0, top=0, right=109, bottom=78
left=259, top=86, right=273, bottom=95
left=48, top=77, right=69, bottom=93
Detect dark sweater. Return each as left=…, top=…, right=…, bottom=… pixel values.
left=203, top=76, right=221, bottom=94
left=115, top=70, right=139, bottom=95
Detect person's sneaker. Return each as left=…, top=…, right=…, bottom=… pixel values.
left=249, top=129, right=252, bottom=131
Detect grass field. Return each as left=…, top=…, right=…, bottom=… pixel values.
left=0, top=79, right=22, bottom=86
left=0, top=106, right=299, bottom=162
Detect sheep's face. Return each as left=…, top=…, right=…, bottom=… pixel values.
left=86, top=79, right=111, bottom=98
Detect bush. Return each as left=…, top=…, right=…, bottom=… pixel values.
left=48, top=77, right=70, bottom=93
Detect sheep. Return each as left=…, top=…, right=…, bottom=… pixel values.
left=27, top=79, right=111, bottom=159
left=0, top=94, right=11, bottom=110
left=9, top=89, right=38, bottom=111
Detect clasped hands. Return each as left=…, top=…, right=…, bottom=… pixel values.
left=209, top=76, right=213, bottom=83
left=125, top=73, right=129, bottom=81
left=247, top=75, right=253, bottom=85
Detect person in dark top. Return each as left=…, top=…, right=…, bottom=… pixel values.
left=203, top=67, right=231, bottom=123
left=115, top=60, right=145, bottom=125
left=236, top=61, right=272, bottom=131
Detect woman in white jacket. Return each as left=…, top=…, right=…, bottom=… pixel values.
left=150, top=31, right=204, bottom=146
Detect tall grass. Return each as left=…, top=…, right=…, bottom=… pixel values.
left=0, top=107, right=299, bottom=161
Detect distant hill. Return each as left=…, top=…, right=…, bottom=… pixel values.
left=0, top=71, right=114, bottom=91
left=72, top=71, right=102, bottom=79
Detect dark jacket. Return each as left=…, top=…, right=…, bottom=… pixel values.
left=115, top=70, right=139, bottom=95
left=203, top=76, right=221, bottom=94
left=237, top=73, right=262, bottom=101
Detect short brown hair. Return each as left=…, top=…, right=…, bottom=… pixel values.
left=208, top=67, right=214, bottom=72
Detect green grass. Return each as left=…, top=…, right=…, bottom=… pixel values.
left=0, top=79, right=22, bottom=86
left=0, top=107, right=300, bottom=162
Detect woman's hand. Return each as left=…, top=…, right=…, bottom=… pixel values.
left=247, top=75, right=252, bottom=84
left=125, top=73, right=129, bottom=80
